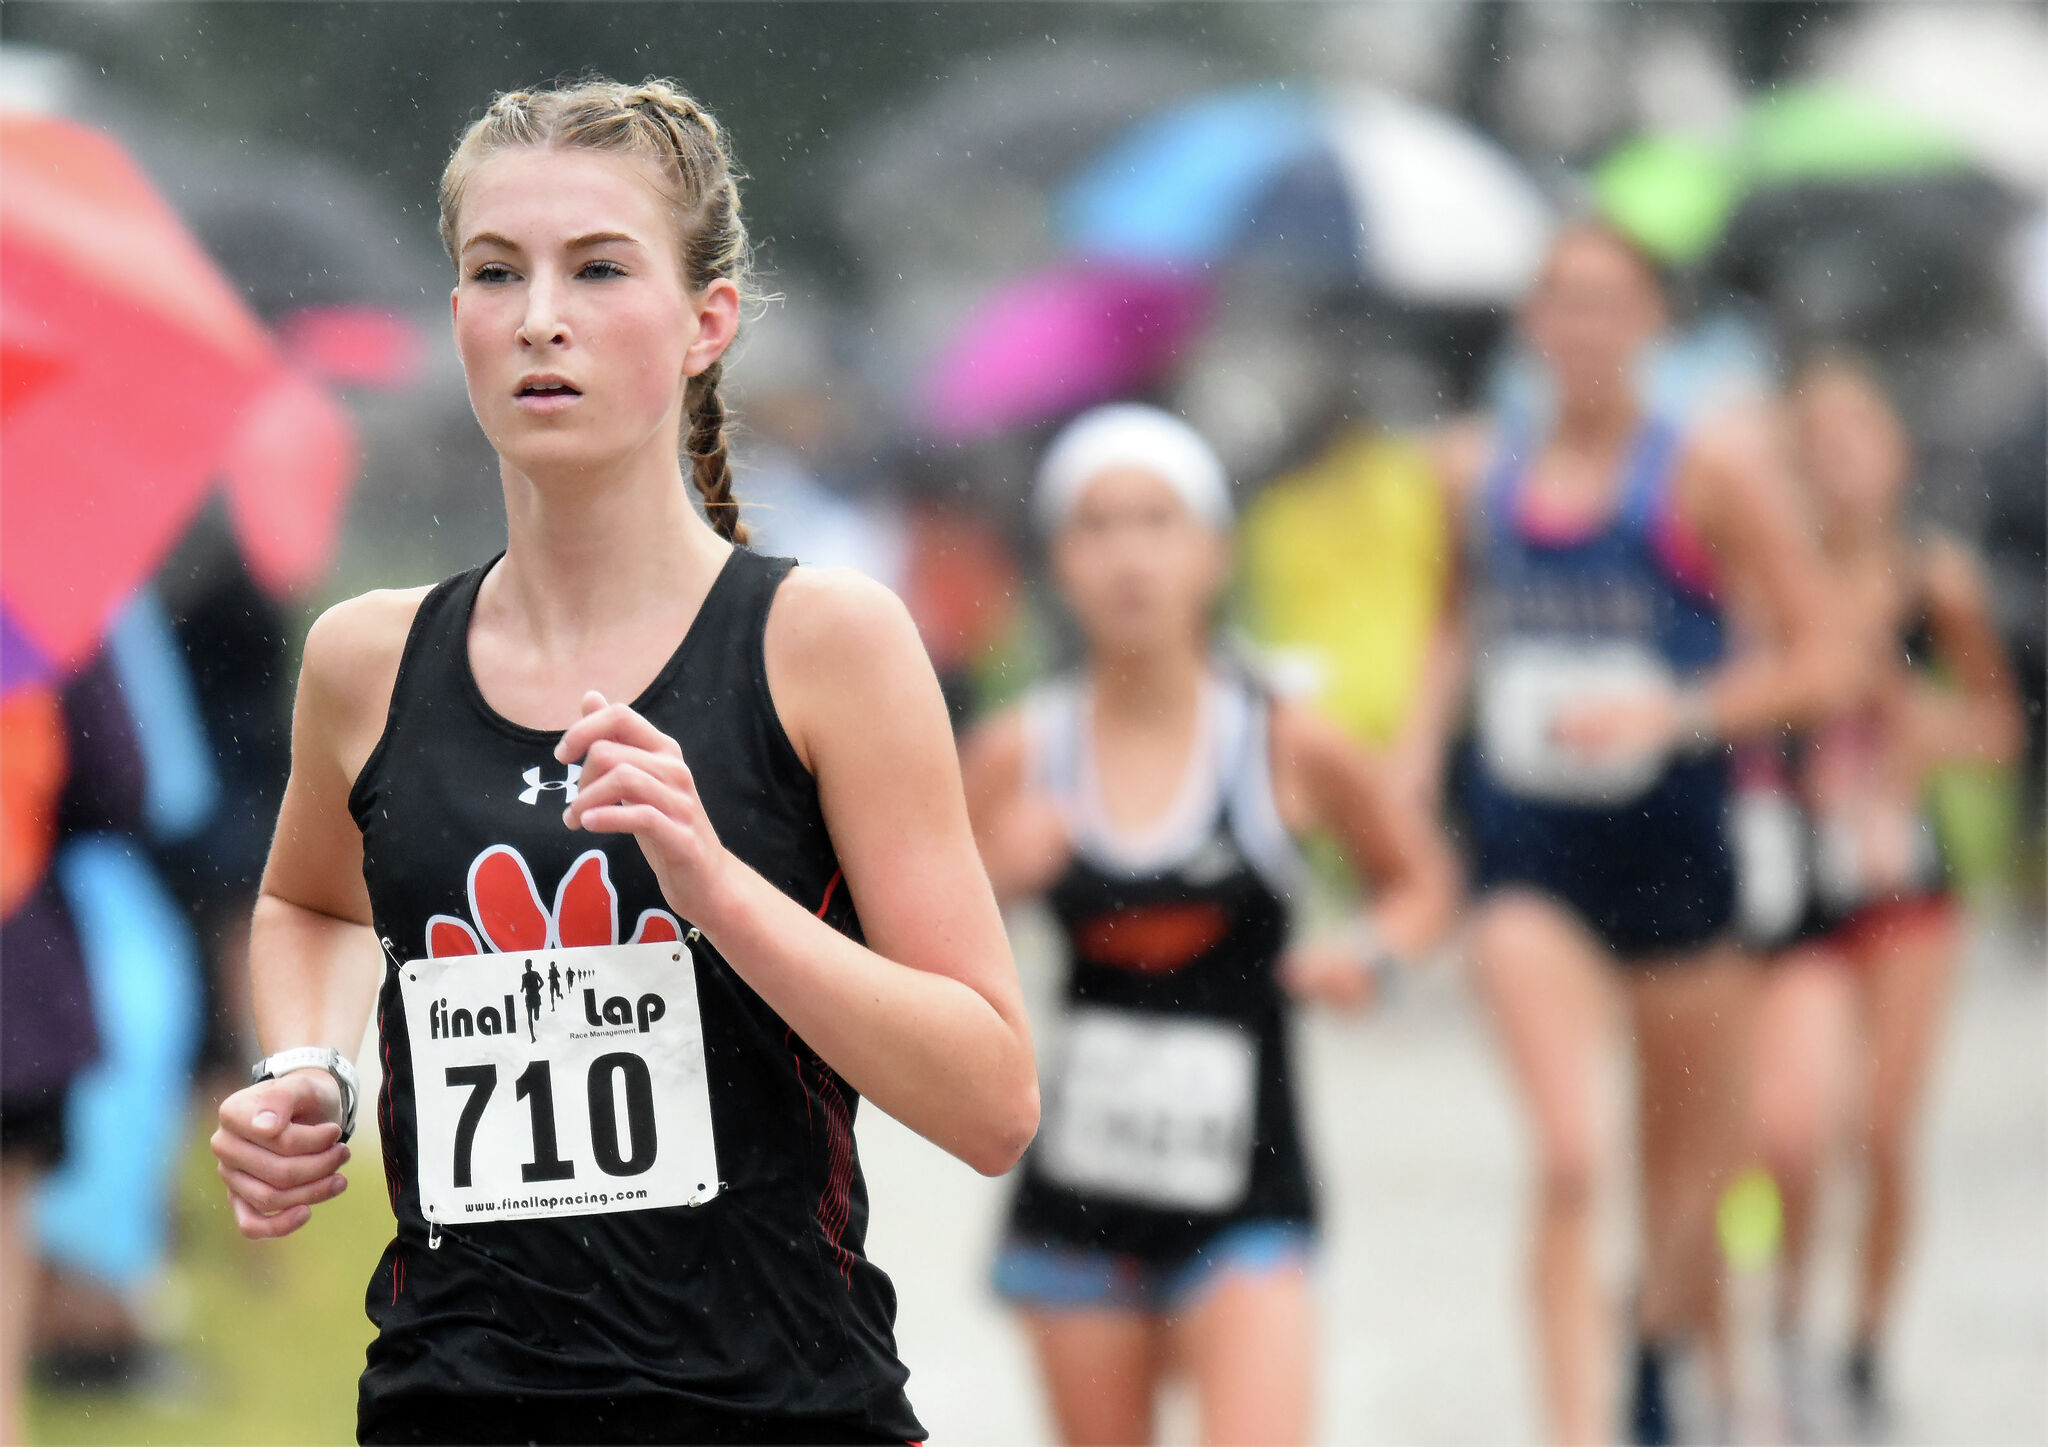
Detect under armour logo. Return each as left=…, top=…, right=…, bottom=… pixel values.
left=518, top=764, right=581, bottom=805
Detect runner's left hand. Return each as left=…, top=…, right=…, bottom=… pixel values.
left=557, top=692, right=731, bottom=925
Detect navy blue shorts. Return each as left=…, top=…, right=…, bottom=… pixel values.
left=1460, top=748, right=1735, bottom=962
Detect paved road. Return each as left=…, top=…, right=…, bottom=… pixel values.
left=856, top=910, right=2047, bottom=1444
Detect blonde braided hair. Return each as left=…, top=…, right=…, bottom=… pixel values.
left=439, top=76, right=754, bottom=543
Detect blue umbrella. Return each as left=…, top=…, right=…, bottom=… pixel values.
left=1059, top=85, right=1553, bottom=306
left=1060, top=89, right=1325, bottom=264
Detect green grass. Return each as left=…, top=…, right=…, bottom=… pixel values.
left=27, top=1120, right=392, bottom=1445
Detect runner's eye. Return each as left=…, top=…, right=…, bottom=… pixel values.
left=578, top=260, right=627, bottom=280
left=469, top=262, right=516, bottom=285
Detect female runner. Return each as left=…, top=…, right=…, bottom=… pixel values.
left=963, top=405, right=1459, bottom=1446
left=1751, top=358, right=2022, bottom=1435
left=1412, top=222, right=1848, bottom=1445
left=208, top=77, right=1037, bottom=1445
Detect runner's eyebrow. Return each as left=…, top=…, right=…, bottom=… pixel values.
left=459, top=231, right=643, bottom=255
left=564, top=231, right=642, bottom=251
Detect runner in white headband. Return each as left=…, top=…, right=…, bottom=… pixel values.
left=969, top=395, right=1458, bottom=1447
left=1035, top=403, right=1232, bottom=535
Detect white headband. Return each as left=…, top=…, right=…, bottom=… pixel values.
left=1034, top=404, right=1231, bottom=536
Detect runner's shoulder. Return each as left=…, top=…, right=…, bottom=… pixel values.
left=768, top=564, right=920, bottom=665
left=764, top=564, right=936, bottom=772
left=765, top=564, right=931, bottom=713
left=298, top=586, right=434, bottom=731
left=1673, top=396, right=1782, bottom=498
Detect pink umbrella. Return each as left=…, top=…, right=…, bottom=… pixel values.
left=919, top=262, right=1211, bottom=440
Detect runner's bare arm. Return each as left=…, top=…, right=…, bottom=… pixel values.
left=560, top=569, right=1037, bottom=1176
left=1890, top=537, right=2025, bottom=775
left=212, top=589, right=425, bottom=1239
left=1679, top=411, right=1855, bottom=738
left=960, top=707, right=1071, bottom=904
left=1270, top=701, right=1461, bottom=960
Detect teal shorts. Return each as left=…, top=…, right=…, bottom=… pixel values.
left=991, top=1220, right=1315, bottom=1316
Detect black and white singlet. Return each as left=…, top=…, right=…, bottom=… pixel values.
left=347, top=548, right=921, bottom=1441
left=1006, top=668, right=1319, bottom=1266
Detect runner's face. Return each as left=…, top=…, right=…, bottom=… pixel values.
left=1522, top=231, right=1663, bottom=408
left=450, top=148, right=715, bottom=477
left=1793, top=372, right=1909, bottom=528
left=1051, top=468, right=1227, bottom=658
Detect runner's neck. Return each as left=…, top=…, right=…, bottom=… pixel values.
left=487, top=478, right=728, bottom=657
left=1087, top=644, right=1206, bottom=726
left=494, top=438, right=727, bottom=647
left=1549, top=392, right=1642, bottom=455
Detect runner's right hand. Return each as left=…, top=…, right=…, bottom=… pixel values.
left=1279, top=941, right=1381, bottom=1012
left=212, top=1069, right=351, bottom=1240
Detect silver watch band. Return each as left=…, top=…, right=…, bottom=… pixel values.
left=251, top=1046, right=360, bottom=1143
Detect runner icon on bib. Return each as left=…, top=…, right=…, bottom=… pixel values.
left=398, top=844, right=721, bottom=1227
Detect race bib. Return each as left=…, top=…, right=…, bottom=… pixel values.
left=1477, top=639, right=1678, bottom=805
left=398, top=940, right=721, bottom=1228
left=1813, top=805, right=1942, bottom=912
left=1731, top=787, right=1809, bottom=944
left=1040, top=1008, right=1257, bottom=1212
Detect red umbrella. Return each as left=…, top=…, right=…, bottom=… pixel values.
left=1, top=111, right=357, bottom=674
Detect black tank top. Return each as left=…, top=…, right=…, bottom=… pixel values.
left=1005, top=670, right=1317, bottom=1265
left=347, top=548, right=921, bottom=1438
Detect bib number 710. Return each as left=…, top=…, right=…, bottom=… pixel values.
left=443, top=1055, right=656, bottom=1187
left=400, top=940, right=721, bottom=1226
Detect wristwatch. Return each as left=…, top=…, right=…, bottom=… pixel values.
left=251, top=1046, right=360, bottom=1143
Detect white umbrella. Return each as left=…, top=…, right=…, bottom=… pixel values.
left=1059, top=83, right=1555, bottom=307
left=1323, top=87, right=1555, bottom=306
left=1817, top=4, right=2048, bottom=196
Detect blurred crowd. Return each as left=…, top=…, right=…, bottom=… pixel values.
left=1, top=3, right=2043, bottom=1444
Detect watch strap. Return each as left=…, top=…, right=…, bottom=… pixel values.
left=251, top=1047, right=359, bottom=1142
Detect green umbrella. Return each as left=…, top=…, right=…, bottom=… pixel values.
left=1742, top=83, right=1972, bottom=187
left=1594, top=83, right=1977, bottom=266
left=1592, top=132, right=1742, bottom=267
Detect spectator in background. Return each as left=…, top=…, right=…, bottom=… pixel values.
left=897, top=473, right=1024, bottom=729
left=0, top=673, right=97, bottom=1446
left=726, top=294, right=911, bottom=589
left=28, top=595, right=210, bottom=1395
left=1238, top=418, right=1451, bottom=773
left=729, top=300, right=1022, bottom=727
left=154, top=516, right=296, bottom=1088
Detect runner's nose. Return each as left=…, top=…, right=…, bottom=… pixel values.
left=517, top=276, right=570, bottom=349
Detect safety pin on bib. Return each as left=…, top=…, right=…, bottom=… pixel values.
left=384, top=936, right=447, bottom=1250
